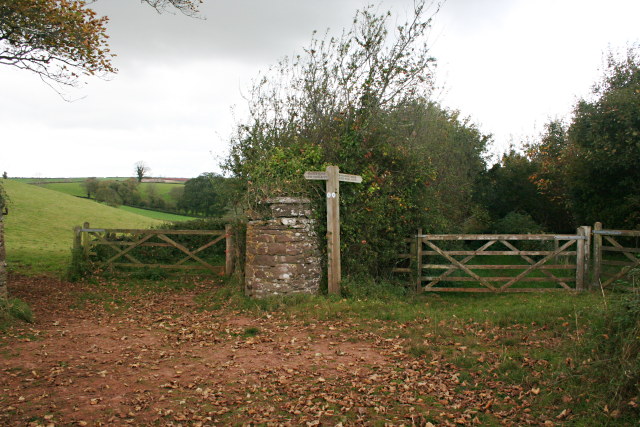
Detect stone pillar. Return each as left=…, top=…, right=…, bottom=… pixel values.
left=245, top=197, right=321, bottom=298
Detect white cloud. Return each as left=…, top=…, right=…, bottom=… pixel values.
left=1, top=0, right=639, bottom=177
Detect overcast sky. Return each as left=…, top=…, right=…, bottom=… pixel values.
left=1, top=0, right=638, bottom=178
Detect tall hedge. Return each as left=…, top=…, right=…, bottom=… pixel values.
left=225, top=2, right=489, bottom=277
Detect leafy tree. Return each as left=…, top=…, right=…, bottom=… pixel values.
left=0, top=0, right=201, bottom=88
left=134, top=161, right=150, bottom=183
left=226, top=2, right=489, bottom=276
left=0, top=0, right=114, bottom=87
left=566, top=48, right=640, bottom=227
left=94, top=179, right=140, bottom=207
left=82, top=177, right=99, bottom=198
left=168, top=186, right=184, bottom=205
left=179, top=173, right=233, bottom=217
left=474, top=148, right=574, bottom=233
left=525, top=47, right=640, bottom=229
left=143, top=183, right=167, bottom=209
left=2, top=172, right=7, bottom=179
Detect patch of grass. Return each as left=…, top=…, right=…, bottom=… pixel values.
left=407, top=343, right=430, bottom=358
left=0, top=298, right=34, bottom=325
left=118, top=205, right=195, bottom=222
left=34, top=181, right=86, bottom=197
left=3, top=180, right=162, bottom=275
left=243, top=327, right=261, bottom=337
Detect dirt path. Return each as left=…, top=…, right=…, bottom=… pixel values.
left=1, top=274, right=553, bottom=426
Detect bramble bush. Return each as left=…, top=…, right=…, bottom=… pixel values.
left=225, top=2, right=489, bottom=278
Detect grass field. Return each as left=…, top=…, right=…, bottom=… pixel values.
left=28, top=179, right=183, bottom=204
left=2, top=180, right=163, bottom=275
left=118, top=205, right=194, bottom=222
left=32, top=181, right=87, bottom=197
left=23, top=179, right=193, bottom=222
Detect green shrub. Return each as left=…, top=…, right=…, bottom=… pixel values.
left=340, top=275, right=408, bottom=300
left=0, top=298, right=34, bottom=324
left=569, top=289, right=640, bottom=417
left=67, top=247, right=89, bottom=281
left=491, top=211, right=543, bottom=234
left=597, top=292, right=640, bottom=406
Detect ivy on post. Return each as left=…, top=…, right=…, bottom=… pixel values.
left=304, top=165, right=362, bottom=295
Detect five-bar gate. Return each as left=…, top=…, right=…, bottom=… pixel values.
left=397, top=227, right=592, bottom=293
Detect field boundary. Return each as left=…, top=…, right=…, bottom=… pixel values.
left=395, top=228, right=591, bottom=293
left=74, top=222, right=235, bottom=275
left=592, top=222, right=640, bottom=290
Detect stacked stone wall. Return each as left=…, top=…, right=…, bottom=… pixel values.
left=245, top=198, right=321, bottom=298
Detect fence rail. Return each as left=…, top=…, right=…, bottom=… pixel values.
left=395, top=227, right=591, bottom=293
left=74, top=222, right=235, bottom=275
left=592, top=222, right=640, bottom=290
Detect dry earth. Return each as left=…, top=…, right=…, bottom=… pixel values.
left=1, top=274, right=568, bottom=426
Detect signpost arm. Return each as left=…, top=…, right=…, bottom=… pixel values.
left=326, top=165, right=341, bottom=295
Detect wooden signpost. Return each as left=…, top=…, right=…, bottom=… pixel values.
left=304, top=165, right=362, bottom=295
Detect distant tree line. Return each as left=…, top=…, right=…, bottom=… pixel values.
left=81, top=174, right=238, bottom=217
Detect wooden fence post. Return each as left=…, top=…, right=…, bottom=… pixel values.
left=592, top=222, right=602, bottom=289
left=583, top=225, right=591, bottom=288
left=82, top=222, right=90, bottom=261
left=416, top=228, right=423, bottom=292
left=225, top=224, right=234, bottom=276
left=73, top=225, right=82, bottom=254
left=576, top=226, right=590, bottom=291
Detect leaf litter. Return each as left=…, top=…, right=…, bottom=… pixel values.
left=1, top=274, right=581, bottom=425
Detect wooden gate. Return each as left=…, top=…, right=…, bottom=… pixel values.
left=592, top=222, right=640, bottom=291
left=74, top=222, right=235, bottom=275
left=397, top=228, right=590, bottom=293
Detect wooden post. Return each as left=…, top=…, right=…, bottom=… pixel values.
left=576, top=226, right=587, bottom=291
left=225, top=223, right=234, bottom=276
left=583, top=225, right=591, bottom=288
left=416, top=228, right=423, bottom=292
left=325, top=166, right=340, bottom=295
left=73, top=225, right=82, bottom=253
left=82, top=222, right=90, bottom=261
left=304, top=166, right=362, bottom=295
left=592, top=222, right=602, bottom=290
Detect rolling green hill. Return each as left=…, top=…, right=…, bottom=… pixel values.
left=2, top=180, right=163, bottom=275
left=32, top=180, right=183, bottom=203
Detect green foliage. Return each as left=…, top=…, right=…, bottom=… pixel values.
left=568, top=290, right=640, bottom=417
left=525, top=46, right=640, bottom=229
left=339, top=275, right=408, bottom=300
left=95, top=179, right=141, bottom=207
left=226, top=3, right=489, bottom=276
left=491, top=211, right=543, bottom=234
left=82, top=178, right=99, bottom=198
left=0, top=298, right=33, bottom=324
left=474, top=148, right=574, bottom=233
left=118, top=205, right=195, bottom=222
left=66, top=247, right=89, bottom=282
left=567, top=48, right=640, bottom=228
left=178, top=173, right=240, bottom=217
